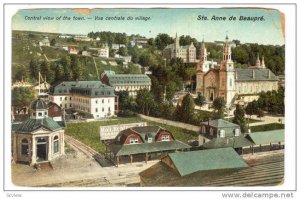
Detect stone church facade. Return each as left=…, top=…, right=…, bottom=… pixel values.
left=196, top=36, right=279, bottom=107
left=163, top=33, right=197, bottom=63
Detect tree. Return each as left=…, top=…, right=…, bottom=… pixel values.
left=232, top=104, right=247, bottom=133
left=12, top=87, right=35, bottom=114
left=116, top=90, right=130, bottom=110
left=136, top=89, right=155, bottom=115
left=245, top=100, right=259, bottom=118
left=257, top=108, right=265, bottom=120
left=50, top=38, right=56, bottom=46
left=29, top=58, right=40, bottom=81
left=194, top=93, right=206, bottom=109
left=178, top=93, right=195, bottom=123
left=40, top=61, right=55, bottom=83
left=154, top=33, right=174, bottom=51
left=212, top=97, right=225, bottom=119
left=118, top=47, right=128, bottom=56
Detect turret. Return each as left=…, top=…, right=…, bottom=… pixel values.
left=256, top=54, right=261, bottom=67
left=261, top=56, right=265, bottom=68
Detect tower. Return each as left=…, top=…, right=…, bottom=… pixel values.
left=30, top=98, right=49, bottom=119
left=174, top=33, right=180, bottom=58
left=196, top=39, right=207, bottom=94
left=219, top=35, right=236, bottom=107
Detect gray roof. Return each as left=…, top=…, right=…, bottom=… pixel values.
left=202, top=136, right=254, bottom=149
left=167, top=148, right=249, bottom=176
left=31, top=99, right=48, bottom=110
left=50, top=81, right=115, bottom=97
left=236, top=68, right=279, bottom=81
left=105, top=72, right=151, bottom=86
left=201, top=119, right=240, bottom=128
left=15, top=117, right=63, bottom=133
left=108, top=140, right=191, bottom=156
left=246, top=129, right=284, bottom=145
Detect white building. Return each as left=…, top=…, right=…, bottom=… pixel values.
left=74, top=35, right=92, bottom=42
left=98, top=47, right=109, bottom=58
left=101, top=70, right=151, bottom=96
left=112, top=44, right=126, bottom=51
left=39, top=36, right=50, bottom=47
left=49, top=81, right=117, bottom=119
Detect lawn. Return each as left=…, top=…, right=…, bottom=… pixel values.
left=64, top=116, right=198, bottom=153
left=250, top=123, right=284, bottom=132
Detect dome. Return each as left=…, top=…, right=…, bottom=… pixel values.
left=31, top=98, right=48, bottom=110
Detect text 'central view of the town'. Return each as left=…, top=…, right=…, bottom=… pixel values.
left=11, top=8, right=285, bottom=187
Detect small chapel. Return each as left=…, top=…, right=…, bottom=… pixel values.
left=12, top=98, right=65, bottom=165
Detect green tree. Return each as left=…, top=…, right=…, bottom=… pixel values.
left=29, top=58, right=40, bottom=81
left=194, top=93, right=206, bottom=109
left=212, top=97, right=225, bottom=119
left=50, top=38, right=56, bottom=46
left=232, top=104, right=247, bottom=133
left=12, top=87, right=35, bottom=114
left=40, top=61, right=55, bottom=83
left=118, top=47, right=128, bottom=56
left=245, top=100, right=259, bottom=118
left=154, top=33, right=174, bottom=51
left=136, top=89, right=155, bottom=115
left=179, top=93, right=195, bottom=123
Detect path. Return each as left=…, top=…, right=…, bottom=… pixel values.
left=248, top=115, right=285, bottom=127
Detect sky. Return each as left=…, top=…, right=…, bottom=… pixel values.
left=12, top=8, right=285, bottom=45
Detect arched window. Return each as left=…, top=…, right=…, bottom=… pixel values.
left=53, top=136, right=59, bottom=153
left=21, top=138, right=29, bottom=156
left=201, top=126, right=206, bottom=134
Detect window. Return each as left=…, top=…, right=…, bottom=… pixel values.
left=230, top=78, right=232, bottom=87
left=95, top=108, right=98, bottom=112
left=129, top=137, right=138, bottom=144
left=102, top=108, right=104, bottom=112
left=60, top=97, right=62, bottom=101
left=210, top=128, right=214, bottom=136
left=201, top=126, right=206, bottom=134
left=53, top=136, right=59, bottom=153
left=161, top=135, right=170, bottom=141
left=148, top=138, right=153, bottom=143
left=38, top=112, right=42, bottom=117
left=219, top=129, right=225, bottom=138
left=234, top=129, right=240, bottom=137
left=96, top=100, right=98, bottom=104
left=65, top=97, right=67, bottom=100
left=102, top=99, right=104, bottom=103
left=21, top=138, right=29, bottom=156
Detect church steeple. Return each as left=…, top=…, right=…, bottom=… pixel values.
left=174, top=33, right=180, bottom=57
left=197, top=38, right=208, bottom=72
left=222, top=34, right=232, bottom=62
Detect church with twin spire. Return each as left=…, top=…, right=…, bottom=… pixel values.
left=196, top=36, right=279, bottom=107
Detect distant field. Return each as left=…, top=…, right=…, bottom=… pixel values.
left=64, top=116, right=198, bottom=153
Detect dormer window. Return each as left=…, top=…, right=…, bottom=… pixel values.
left=234, top=129, right=240, bottom=137
left=210, top=128, right=214, bottom=136
left=129, top=137, right=138, bottom=144
left=219, top=129, right=225, bottom=138
left=148, top=138, right=153, bottom=143
left=161, top=135, right=170, bottom=141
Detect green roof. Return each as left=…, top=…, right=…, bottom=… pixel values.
left=108, top=140, right=190, bottom=156
left=246, top=130, right=284, bottom=145
left=105, top=73, right=151, bottom=86
left=201, top=119, right=240, bottom=128
left=167, top=148, right=249, bottom=176
left=16, top=117, right=63, bottom=132
left=50, top=81, right=115, bottom=97
left=236, top=68, right=278, bottom=81
left=202, top=136, right=254, bottom=149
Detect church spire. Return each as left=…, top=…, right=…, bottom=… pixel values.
left=222, top=35, right=232, bottom=62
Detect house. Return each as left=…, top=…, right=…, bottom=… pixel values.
left=74, top=34, right=92, bottom=42
left=112, top=44, right=126, bottom=51
left=39, top=36, right=50, bottom=47
left=101, top=70, right=151, bottom=96
left=12, top=99, right=65, bottom=166
left=98, top=47, right=109, bottom=58
left=32, top=81, right=51, bottom=99
left=81, top=50, right=91, bottom=57
left=68, top=45, right=78, bottom=54
left=58, top=34, right=72, bottom=39
left=106, top=126, right=191, bottom=166
left=48, top=81, right=117, bottom=119
left=47, top=101, right=64, bottom=121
